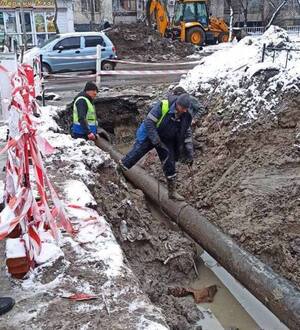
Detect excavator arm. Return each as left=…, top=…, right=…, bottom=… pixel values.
left=146, top=0, right=169, bottom=36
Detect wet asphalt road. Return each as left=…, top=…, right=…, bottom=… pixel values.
left=44, top=61, right=200, bottom=93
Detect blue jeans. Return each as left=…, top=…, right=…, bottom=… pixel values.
left=122, top=138, right=176, bottom=178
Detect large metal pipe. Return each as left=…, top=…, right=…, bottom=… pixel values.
left=96, top=137, right=300, bottom=329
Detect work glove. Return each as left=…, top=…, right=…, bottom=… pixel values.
left=87, top=132, right=96, bottom=141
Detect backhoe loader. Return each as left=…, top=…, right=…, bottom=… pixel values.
left=146, top=0, right=230, bottom=46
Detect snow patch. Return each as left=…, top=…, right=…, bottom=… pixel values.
left=64, top=179, right=97, bottom=208
left=34, top=242, right=63, bottom=265
left=6, top=238, right=26, bottom=258
left=182, top=26, right=300, bottom=131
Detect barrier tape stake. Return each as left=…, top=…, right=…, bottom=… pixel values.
left=96, top=45, right=101, bottom=89
left=42, top=82, right=46, bottom=107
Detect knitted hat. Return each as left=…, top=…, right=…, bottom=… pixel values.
left=176, top=93, right=191, bottom=109
left=84, top=81, right=99, bottom=92
left=172, top=85, right=187, bottom=95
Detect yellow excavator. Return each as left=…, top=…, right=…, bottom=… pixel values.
left=146, top=0, right=230, bottom=46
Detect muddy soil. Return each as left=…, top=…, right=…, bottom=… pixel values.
left=106, top=23, right=197, bottom=61
left=141, top=90, right=300, bottom=289
left=89, top=167, right=204, bottom=329
left=46, top=112, right=204, bottom=328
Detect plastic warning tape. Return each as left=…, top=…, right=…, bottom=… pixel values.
left=45, top=56, right=203, bottom=66
left=107, top=59, right=203, bottom=66
left=44, top=69, right=188, bottom=80
left=99, top=69, right=189, bottom=75
left=0, top=63, right=74, bottom=269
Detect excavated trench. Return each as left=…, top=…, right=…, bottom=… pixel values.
left=55, top=94, right=291, bottom=329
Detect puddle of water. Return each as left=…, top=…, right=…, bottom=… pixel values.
left=147, top=200, right=289, bottom=330
left=198, top=252, right=289, bottom=330
left=193, top=255, right=259, bottom=330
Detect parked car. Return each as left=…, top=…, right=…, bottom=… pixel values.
left=25, top=32, right=117, bottom=74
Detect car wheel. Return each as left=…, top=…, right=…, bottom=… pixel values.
left=101, top=61, right=114, bottom=71
left=42, top=63, right=51, bottom=75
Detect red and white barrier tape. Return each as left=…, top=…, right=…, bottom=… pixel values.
left=46, top=56, right=203, bottom=66
left=99, top=69, right=189, bottom=75
left=44, top=69, right=188, bottom=80
left=107, top=59, right=203, bottom=66
left=0, top=63, right=74, bottom=270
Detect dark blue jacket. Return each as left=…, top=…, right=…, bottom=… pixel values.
left=136, top=96, right=193, bottom=159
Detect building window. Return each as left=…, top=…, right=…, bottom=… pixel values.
left=0, top=12, right=4, bottom=33
left=46, top=12, right=55, bottom=33
left=81, top=0, right=88, bottom=11
left=120, top=0, right=136, bottom=11
left=95, top=0, right=101, bottom=13
left=35, top=13, right=46, bottom=32
left=5, top=12, right=17, bottom=33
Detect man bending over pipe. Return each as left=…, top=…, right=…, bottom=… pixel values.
left=118, top=93, right=193, bottom=201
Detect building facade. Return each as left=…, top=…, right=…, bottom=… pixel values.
left=223, top=0, right=300, bottom=27
left=0, top=0, right=74, bottom=50
left=74, top=0, right=113, bottom=31
left=72, top=0, right=300, bottom=34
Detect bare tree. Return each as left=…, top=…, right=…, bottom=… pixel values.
left=225, top=0, right=234, bottom=41
left=89, top=0, right=96, bottom=31
left=237, top=0, right=249, bottom=27
left=54, top=0, right=60, bottom=34
left=266, top=0, right=289, bottom=29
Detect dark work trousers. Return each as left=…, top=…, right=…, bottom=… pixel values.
left=71, top=132, right=88, bottom=140
left=122, top=138, right=176, bottom=178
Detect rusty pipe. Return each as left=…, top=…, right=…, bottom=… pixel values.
left=95, top=137, right=300, bottom=329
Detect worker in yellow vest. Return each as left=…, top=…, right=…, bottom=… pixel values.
left=118, top=94, right=193, bottom=201
left=71, top=81, right=98, bottom=140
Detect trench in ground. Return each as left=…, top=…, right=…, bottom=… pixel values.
left=58, top=96, right=288, bottom=329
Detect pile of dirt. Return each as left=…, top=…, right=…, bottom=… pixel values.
left=174, top=88, right=300, bottom=289
left=106, top=23, right=197, bottom=61
left=138, top=85, right=300, bottom=290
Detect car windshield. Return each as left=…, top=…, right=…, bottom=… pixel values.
left=40, top=35, right=60, bottom=48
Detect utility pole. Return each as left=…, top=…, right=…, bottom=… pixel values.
left=20, top=0, right=27, bottom=51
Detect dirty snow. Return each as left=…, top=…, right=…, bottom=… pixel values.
left=64, top=179, right=97, bottom=208
left=6, top=238, right=26, bottom=258
left=0, top=104, right=168, bottom=329
left=182, top=26, right=300, bottom=131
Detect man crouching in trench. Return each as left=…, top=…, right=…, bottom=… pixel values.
left=117, top=93, right=194, bottom=201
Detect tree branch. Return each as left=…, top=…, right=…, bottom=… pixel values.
left=238, top=0, right=246, bottom=11
left=266, top=0, right=289, bottom=29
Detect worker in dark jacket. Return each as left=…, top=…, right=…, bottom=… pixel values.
left=71, top=81, right=98, bottom=141
left=118, top=93, right=193, bottom=201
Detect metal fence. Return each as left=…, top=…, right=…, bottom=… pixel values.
left=244, top=25, right=300, bottom=36
left=261, top=43, right=300, bottom=68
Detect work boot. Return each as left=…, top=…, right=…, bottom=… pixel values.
left=167, top=179, right=185, bottom=201
left=0, top=297, right=15, bottom=316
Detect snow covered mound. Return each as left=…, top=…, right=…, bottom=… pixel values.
left=182, top=26, right=300, bottom=131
